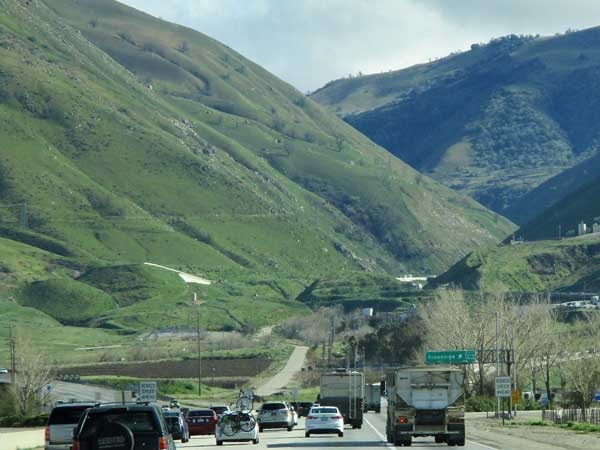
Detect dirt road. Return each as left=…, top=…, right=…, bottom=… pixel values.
left=255, top=345, right=308, bottom=397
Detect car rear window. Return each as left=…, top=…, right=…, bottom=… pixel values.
left=312, top=408, right=338, bottom=414
left=188, top=409, right=214, bottom=417
left=211, top=407, right=227, bottom=414
left=300, top=402, right=313, bottom=407
left=165, top=416, right=179, bottom=425
left=81, top=411, right=159, bottom=437
left=48, top=406, right=92, bottom=425
left=261, top=403, right=286, bottom=411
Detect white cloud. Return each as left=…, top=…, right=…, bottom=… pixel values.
left=120, top=0, right=600, bottom=91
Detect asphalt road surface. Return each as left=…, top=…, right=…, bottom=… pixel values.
left=178, top=414, right=493, bottom=450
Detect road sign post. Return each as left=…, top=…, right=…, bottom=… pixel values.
left=139, top=381, right=157, bottom=403
left=425, top=350, right=477, bottom=365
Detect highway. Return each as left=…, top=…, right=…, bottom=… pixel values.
left=179, top=414, right=494, bottom=450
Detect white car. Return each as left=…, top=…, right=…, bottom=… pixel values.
left=305, top=406, right=344, bottom=437
left=257, top=402, right=295, bottom=431
left=216, top=411, right=259, bottom=446
left=0, top=368, right=8, bottom=374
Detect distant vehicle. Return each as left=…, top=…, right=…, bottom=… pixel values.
left=187, top=409, right=218, bottom=435
left=169, top=399, right=180, bottom=409
left=45, top=403, right=95, bottom=450
left=291, top=406, right=298, bottom=425
left=256, top=402, right=295, bottom=432
left=305, top=406, right=344, bottom=438
left=298, top=402, right=313, bottom=417
left=364, top=383, right=381, bottom=413
left=319, top=369, right=364, bottom=429
left=163, top=410, right=190, bottom=443
left=72, top=403, right=176, bottom=450
left=386, top=367, right=465, bottom=447
left=211, top=405, right=232, bottom=417
left=0, top=368, right=8, bottom=374
left=216, top=411, right=259, bottom=446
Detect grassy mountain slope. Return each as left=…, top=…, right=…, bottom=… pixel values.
left=312, top=30, right=600, bottom=222
left=0, top=0, right=513, bottom=343
left=505, top=152, right=600, bottom=226
left=516, top=175, right=600, bottom=241
left=0, top=0, right=511, bottom=277
left=433, top=236, right=600, bottom=292
left=297, top=272, right=429, bottom=311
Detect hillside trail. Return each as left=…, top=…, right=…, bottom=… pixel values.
left=255, top=345, right=308, bottom=397
left=144, top=262, right=211, bottom=285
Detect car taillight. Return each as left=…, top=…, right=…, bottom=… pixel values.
left=72, top=440, right=80, bottom=450
left=158, top=436, right=168, bottom=450
left=45, top=426, right=50, bottom=442
left=332, top=415, right=342, bottom=419
left=398, top=417, right=408, bottom=424
left=307, top=415, right=317, bottom=419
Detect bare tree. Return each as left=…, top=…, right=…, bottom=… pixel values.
left=15, top=333, right=52, bottom=415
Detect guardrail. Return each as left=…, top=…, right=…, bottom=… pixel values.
left=543, top=407, right=600, bottom=425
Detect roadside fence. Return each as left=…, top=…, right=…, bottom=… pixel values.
left=543, top=407, right=600, bottom=425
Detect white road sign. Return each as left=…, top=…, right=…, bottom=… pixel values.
left=140, top=382, right=157, bottom=402
left=495, top=376, right=512, bottom=398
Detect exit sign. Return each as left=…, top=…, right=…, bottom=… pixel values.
left=425, top=350, right=477, bottom=365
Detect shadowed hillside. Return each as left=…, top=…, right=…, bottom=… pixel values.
left=313, top=29, right=600, bottom=223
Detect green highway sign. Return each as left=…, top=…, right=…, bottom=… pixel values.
left=425, top=350, right=477, bottom=365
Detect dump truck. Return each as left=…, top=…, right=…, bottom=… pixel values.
left=319, top=369, right=364, bottom=429
left=386, top=367, right=465, bottom=447
left=364, top=383, right=381, bottom=413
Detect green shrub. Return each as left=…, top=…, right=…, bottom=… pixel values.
left=465, top=395, right=495, bottom=412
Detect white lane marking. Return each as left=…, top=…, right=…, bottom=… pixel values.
left=364, top=417, right=397, bottom=449
left=467, top=439, right=500, bottom=450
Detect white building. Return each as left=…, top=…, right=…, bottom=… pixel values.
left=578, top=221, right=587, bottom=236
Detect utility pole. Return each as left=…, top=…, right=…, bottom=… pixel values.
left=495, top=312, right=500, bottom=417
left=197, top=311, right=202, bottom=397
left=9, top=324, right=15, bottom=385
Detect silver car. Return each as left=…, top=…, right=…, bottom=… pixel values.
left=45, top=403, right=95, bottom=450
left=257, top=402, right=295, bottom=432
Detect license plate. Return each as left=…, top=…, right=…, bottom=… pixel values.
left=321, top=417, right=328, bottom=422
left=271, top=412, right=276, bottom=416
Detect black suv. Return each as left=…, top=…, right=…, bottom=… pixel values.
left=73, top=403, right=176, bottom=450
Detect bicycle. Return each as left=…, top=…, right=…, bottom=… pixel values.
left=218, top=410, right=257, bottom=436
left=236, top=395, right=253, bottom=412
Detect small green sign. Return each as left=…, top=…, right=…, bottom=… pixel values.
left=425, top=350, right=477, bottom=365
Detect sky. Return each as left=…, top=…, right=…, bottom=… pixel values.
left=120, top=0, right=600, bottom=92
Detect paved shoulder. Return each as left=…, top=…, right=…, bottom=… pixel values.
left=255, top=346, right=308, bottom=397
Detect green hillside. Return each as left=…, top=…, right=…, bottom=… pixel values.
left=297, top=272, right=430, bottom=311
left=516, top=175, right=600, bottom=241
left=0, top=0, right=513, bottom=344
left=432, top=236, right=600, bottom=292
left=312, top=30, right=600, bottom=222
left=505, top=152, right=600, bottom=226
left=0, top=0, right=511, bottom=278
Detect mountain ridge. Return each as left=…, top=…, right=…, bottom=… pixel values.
left=312, top=28, right=600, bottom=223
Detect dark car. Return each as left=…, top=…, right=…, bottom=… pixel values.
left=163, top=410, right=189, bottom=443
left=186, top=409, right=217, bottom=436
left=45, top=403, right=95, bottom=450
left=298, top=402, right=314, bottom=417
left=73, top=403, right=176, bottom=450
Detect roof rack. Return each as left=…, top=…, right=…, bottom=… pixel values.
left=93, top=401, right=151, bottom=407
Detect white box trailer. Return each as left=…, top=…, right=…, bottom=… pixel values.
left=364, top=383, right=381, bottom=413
left=319, top=370, right=364, bottom=429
